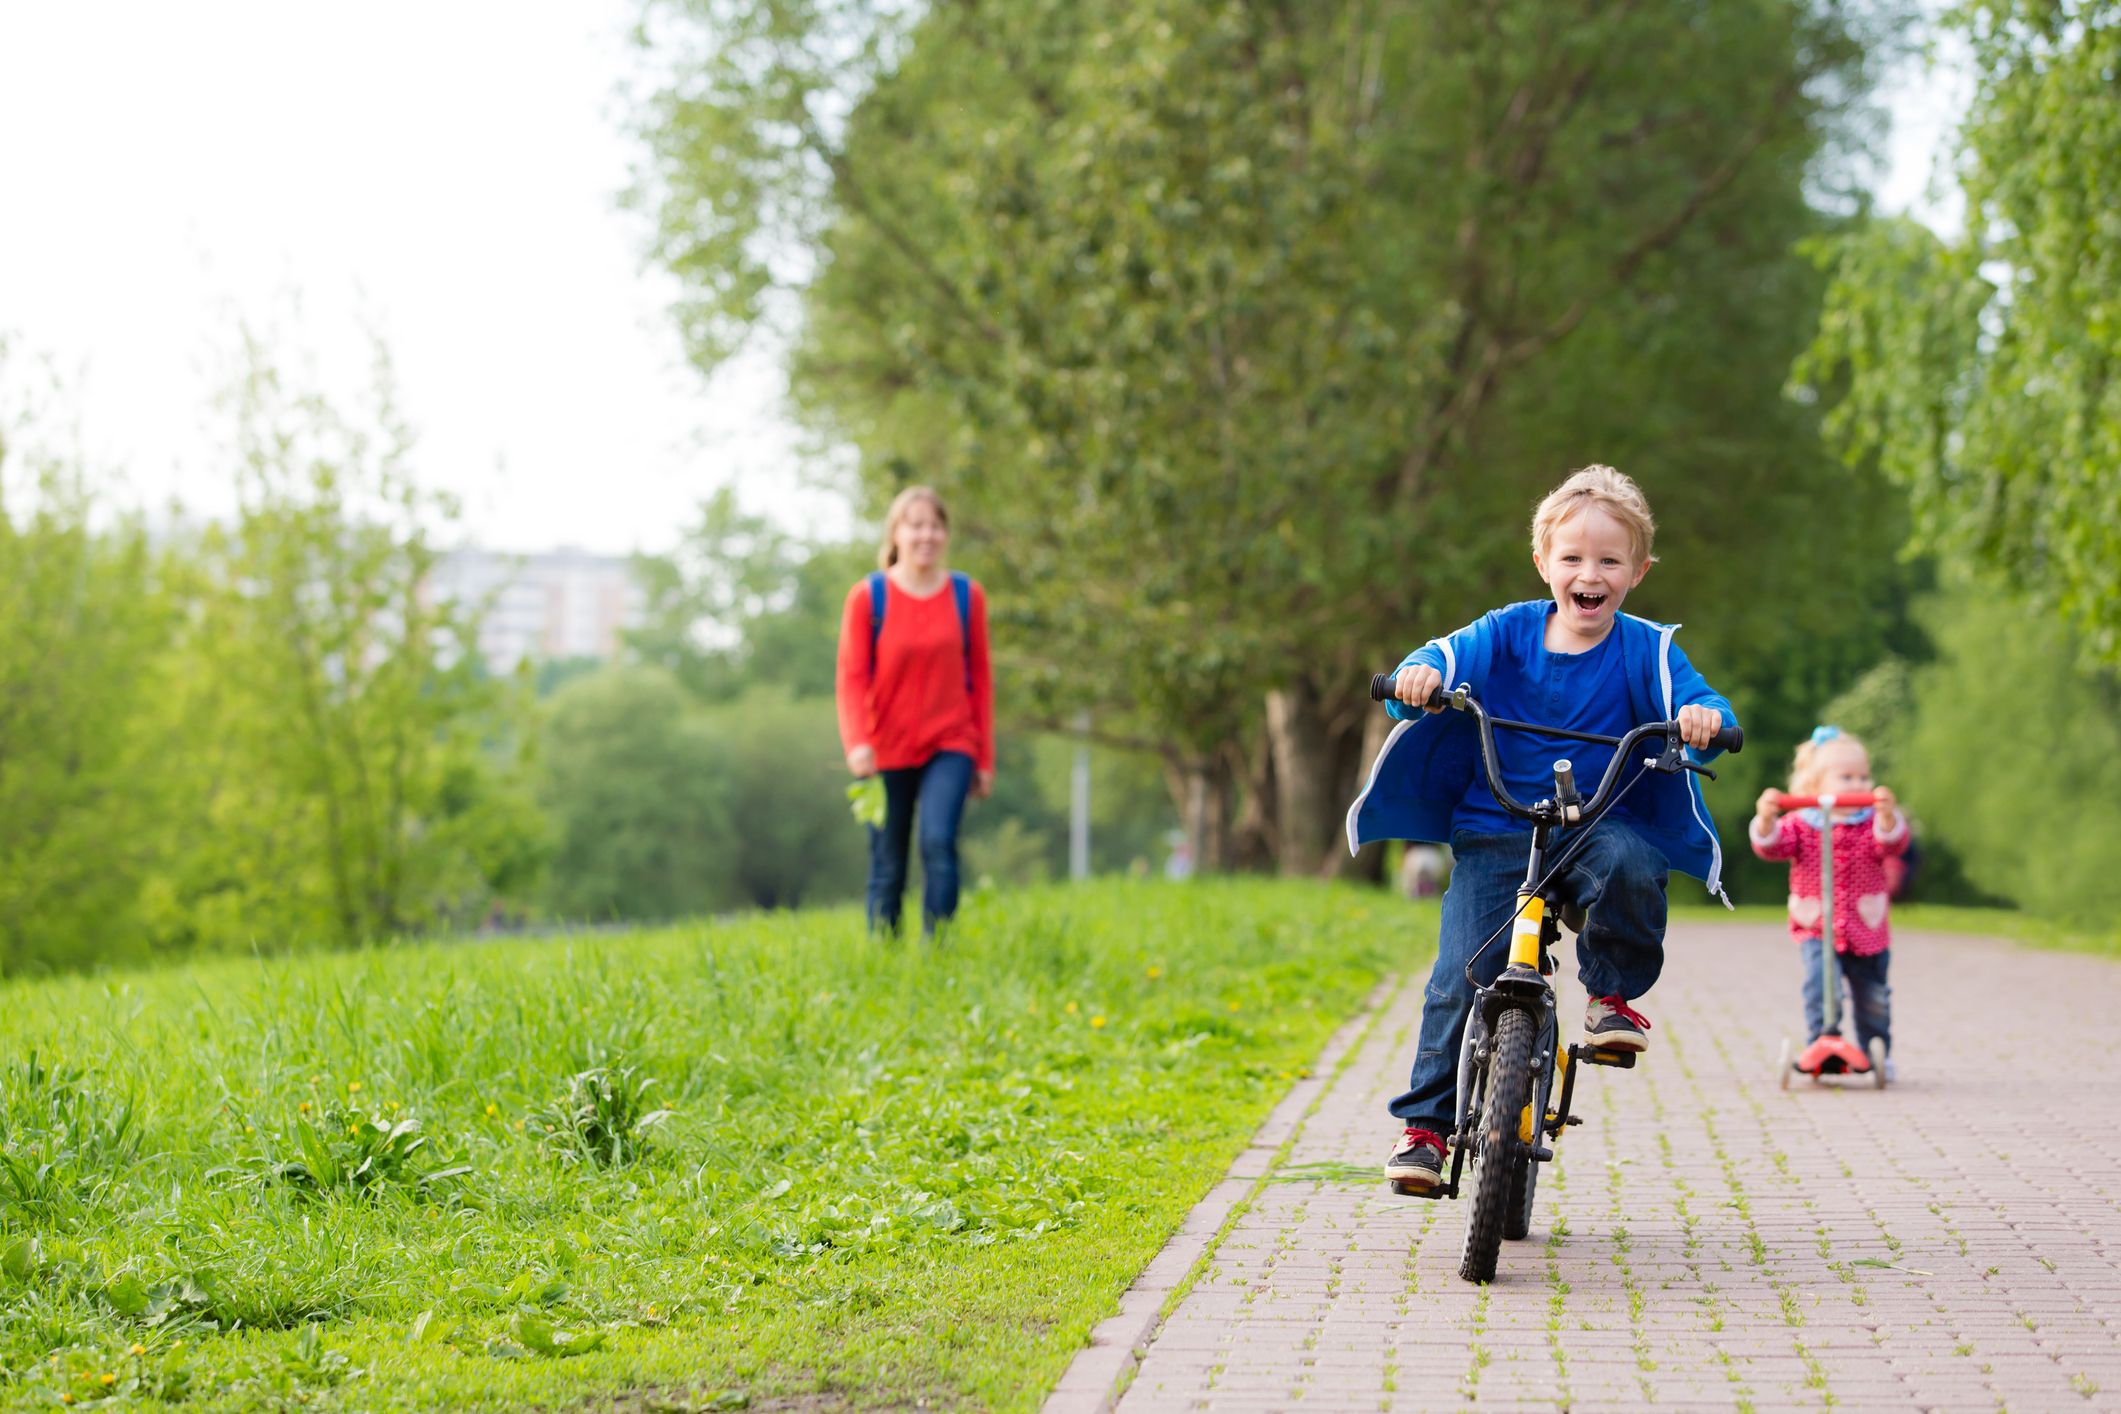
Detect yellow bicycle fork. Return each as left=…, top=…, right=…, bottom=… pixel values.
left=1511, top=892, right=1551, bottom=1142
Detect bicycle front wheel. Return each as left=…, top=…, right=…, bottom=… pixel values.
left=1504, top=1073, right=1550, bottom=1240
left=1460, top=1006, right=1535, bottom=1283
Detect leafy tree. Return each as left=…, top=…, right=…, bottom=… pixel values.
left=695, top=686, right=868, bottom=909
left=634, top=0, right=1900, bottom=874
left=1802, top=1, right=2121, bottom=664
left=136, top=340, right=543, bottom=952
left=1893, top=582, right=2121, bottom=921
left=0, top=360, right=176, bottom=974
left=541, top=666, right=738, bottom=920
left=630, top=491, right=875, bottom=701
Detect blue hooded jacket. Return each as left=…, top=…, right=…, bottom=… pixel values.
left=1345, top=601, right=1738, bottom=901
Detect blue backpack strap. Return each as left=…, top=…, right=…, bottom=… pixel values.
left=866, top=571, right=887, bottom=675
left=869, top=571, right=974, bottom=693
left=951, top=572, right=973, bottom=694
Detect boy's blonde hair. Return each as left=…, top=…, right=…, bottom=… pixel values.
left=1530, top=464, right=1657, bottom=564
left=1790, top=728, right=1868, bottom=794
left=877, top=485, right=951, bottom=569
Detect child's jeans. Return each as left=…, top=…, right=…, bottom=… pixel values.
left=867, top=750, right=974, bottom=936
left=1800, top=936, right=1891, bottom=1054
left=1388, top=819, right=1669, bottom=1138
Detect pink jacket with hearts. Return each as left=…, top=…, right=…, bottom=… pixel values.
left=1748, top=808, right=1910, bottom=956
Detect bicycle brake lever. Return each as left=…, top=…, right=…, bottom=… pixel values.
left=1647, top=735, right=1714, bottom=780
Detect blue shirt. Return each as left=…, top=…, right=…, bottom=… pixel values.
left=1451, top=612, right=1637, bottom=836
left=1347, top=601, right=1739, bottom=899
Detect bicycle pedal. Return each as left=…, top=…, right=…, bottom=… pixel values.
left=1570, top=1043, right=1638, bottom=1068
left=1388, top=1178, right=1451, bottom=1201
left=1565, top=1115, right=1583, bottom=1126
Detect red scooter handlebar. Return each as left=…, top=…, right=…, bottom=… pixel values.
left=1772, top=790, right=1877, bottom=810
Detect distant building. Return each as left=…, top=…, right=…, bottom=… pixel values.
left=428, top=546, right=647, bottom=671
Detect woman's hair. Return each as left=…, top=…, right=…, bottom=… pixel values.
left=877, top=485, right=951, bottom=570
left=1790, top=726, right=1867, bottom=794
left=1530, top=464, right=1657, bottom=564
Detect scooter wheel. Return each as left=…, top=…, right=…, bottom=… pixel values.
left=1776, top=1037, right=1793, bottom=1091
left=1868, top=1037, right=1888, bottom=1090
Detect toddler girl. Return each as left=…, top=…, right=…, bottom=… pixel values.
left=1749, top=727, right=1909, bottom=1078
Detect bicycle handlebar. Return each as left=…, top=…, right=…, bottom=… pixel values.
left=1366, top=671, right=1740, bottom=824
left=1772, top=790, right=1876, bottom=810
left=1368, top=670, right=1742, bottom=754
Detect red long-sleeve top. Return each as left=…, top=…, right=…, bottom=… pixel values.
left=1749, top=809, right=1910, bottom=956
left=835, top=574, right=993, bottom=773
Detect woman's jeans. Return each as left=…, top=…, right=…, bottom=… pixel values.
left=867, top=751, right=974, bottom=936
left=1800, top=936, right=1891, bottom=1054
left=1388, top=820, right=1669, bottom=1138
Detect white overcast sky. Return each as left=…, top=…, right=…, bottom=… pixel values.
left=0, top=4, right=1966, bottom=557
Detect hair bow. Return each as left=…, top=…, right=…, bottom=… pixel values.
left=1809, top=724, right=1841, bottom=745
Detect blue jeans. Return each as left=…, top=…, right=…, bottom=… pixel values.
left=1388, top=820, right=1670, bottom=1136
left=867, top=751, right=974, bottom=936
left=1800, top=937, right=1891, bottom=1054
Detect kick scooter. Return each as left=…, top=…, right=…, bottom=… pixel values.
left=1771, top=788, right=1888, bottom=1089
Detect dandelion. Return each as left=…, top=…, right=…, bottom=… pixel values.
left=513, top=1119, right=525, bottom=1131
left=1064, top=1001, right=1079, bottom=1015
left=100, top=1373, right=115, bottom=1385
left=298, top=1101, right=311, bottom=1113
left=347, top=1081, right=362, bottom=1093
left=128, top=1344, right=145, bottom=1356
left=1228, top=1001, right=1241, bottom=1012
left=485, top=1103, right=498, bottom=1116
left=1090, top=1015, right=1107, bottom=1029
left=61, top=1396, right=73, bottom=1405
left=387, top=1100, right=399, bottom=1111
left=1146, top=966, right=1163, bottom=980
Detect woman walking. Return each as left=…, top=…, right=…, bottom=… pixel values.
left=835, top=486, right=993, bottom=937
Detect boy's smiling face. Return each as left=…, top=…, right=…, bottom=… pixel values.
left=1534, top=506, right=1651, bottom=651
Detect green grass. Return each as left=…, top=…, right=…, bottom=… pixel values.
left=0, top=879, right=1417, bottom=1412
left=1671, top=900, right=2119, bottom=959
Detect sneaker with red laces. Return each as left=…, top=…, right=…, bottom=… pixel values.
left=1385, top=1126, right=1447, bottom=1193
left=1584, top=995, right=1651, bottom=1052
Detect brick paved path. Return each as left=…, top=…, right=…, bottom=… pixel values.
left=1048, top=924, right=2121, bottom=1413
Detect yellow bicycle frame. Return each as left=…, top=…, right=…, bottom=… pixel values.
left=1511, top=891, right=1548, bottom=1141
left=1508, top=891, right=1544, bottom=969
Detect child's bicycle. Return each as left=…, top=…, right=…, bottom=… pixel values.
left=1769, top=788, right=1889, bottom=1090
left=1366, top=675, right=1743, bottom=1283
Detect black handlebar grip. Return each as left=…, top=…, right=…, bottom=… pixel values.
left=1713, top=725, right=1743, bottom=754
left=1370, top=672, right=1451, bottom=710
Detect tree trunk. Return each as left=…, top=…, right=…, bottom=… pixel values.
left=1265, top=678, right=1339, bottom=876
left=1227, top=733, right=1276, bottom=872
left=1164, top=750, right=1235, bottom=873
left=1326, top=704, right=1394, bottom=883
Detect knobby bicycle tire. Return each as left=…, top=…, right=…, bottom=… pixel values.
left=1460, top=1006, right=1535, bottom=1282
left=1503, top=1059, right=1550, bottom=1241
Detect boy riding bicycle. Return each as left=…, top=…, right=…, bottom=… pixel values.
left=1346, top=466, right=1738, bottom=1194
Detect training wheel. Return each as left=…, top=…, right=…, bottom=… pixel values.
left=1775, top=1036, right=1793, bottom=1091
left=1868, top=1037, right=1888, bottom=1090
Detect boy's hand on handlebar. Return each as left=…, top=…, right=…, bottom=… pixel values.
left=1394, top=664, right=1444, bottom=712
left=1674, top=704, right=1723, bottom=750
